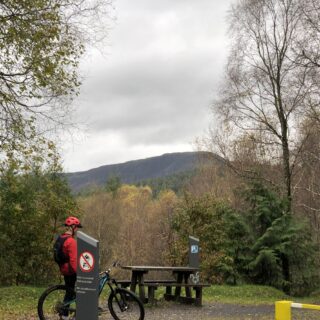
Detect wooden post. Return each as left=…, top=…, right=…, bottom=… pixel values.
left=275, top=301, right=292, bottom=320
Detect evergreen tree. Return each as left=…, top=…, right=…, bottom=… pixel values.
left=239, top=182, right=319, bottom=295
left=220, top=210, right=252, bottom=285
left=105, top=176, right=121, bottom=197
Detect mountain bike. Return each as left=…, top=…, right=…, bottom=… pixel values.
left=37, top=263, right=145, bottom=320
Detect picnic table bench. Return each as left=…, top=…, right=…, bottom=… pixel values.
left=120, top=265, right=210, bottom=306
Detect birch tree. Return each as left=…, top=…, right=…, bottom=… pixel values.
left=212, top=0, right=319, bottom=212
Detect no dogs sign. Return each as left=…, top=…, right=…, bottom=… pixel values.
left=79, top=251, right=95, bottom=272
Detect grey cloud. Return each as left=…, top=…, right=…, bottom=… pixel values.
left=76, top=53, right=225, bottom=148
left=80, top=49, right=225, bottom=129
left=66, top=0, right=234, bottom=169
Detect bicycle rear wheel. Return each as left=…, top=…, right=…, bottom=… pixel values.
left=38, top=284, right=76, bottom=320
left=108, top=288, right=144, bottom=320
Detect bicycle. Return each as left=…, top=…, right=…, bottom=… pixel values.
left=37, top=263, right=145, bottom=320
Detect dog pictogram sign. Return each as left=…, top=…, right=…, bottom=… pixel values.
left=79, top=251, right=95, bottom=272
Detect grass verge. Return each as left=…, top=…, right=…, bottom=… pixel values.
left=0, top=286, right=44, bottom=319
left=203, top=285, right=289, bottom=305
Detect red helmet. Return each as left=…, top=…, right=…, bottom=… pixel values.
left=64, top=216, right=82, bottom=228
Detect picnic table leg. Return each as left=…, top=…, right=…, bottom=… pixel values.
left=148, top=286, right=157, bottom=304
left=194, top=287, right=202, bottom=306
left=130, top=271, right=138, bottom=293
left=184, top=273, right=192, bottom=298
left=174, top=272, right=183, bottom=298
left=137, top=272, right=146, bottom=303
left=164, top=286, right=174, bottom=302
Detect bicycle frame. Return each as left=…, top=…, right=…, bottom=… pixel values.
left=99, top=271, right=129, bottom=312
left=98, top=271, right=110, bottom=295
left=57, top=272, right=108, bottom=311
left=62, top=270, right=126, bottom=312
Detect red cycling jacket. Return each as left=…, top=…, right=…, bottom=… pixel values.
left=59, top=234, right=77, bottom=276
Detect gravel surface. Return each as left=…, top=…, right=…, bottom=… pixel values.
left=143, top=302, right=274, bottom=320
left=6, top=301, right=320, bottom=320
left=95, top=301, right=276, bottom=320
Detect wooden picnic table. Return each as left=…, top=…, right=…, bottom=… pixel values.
left=120, top=265, right=208, bottom=306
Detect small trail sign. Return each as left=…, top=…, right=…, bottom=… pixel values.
left=188, top=235, right=200, bottom=268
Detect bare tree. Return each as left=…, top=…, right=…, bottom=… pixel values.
left=293, top=118, right=320, bottom=239
left=299, top=0, right=320, bottom=67
left=211, top=0, right=319, bottom=213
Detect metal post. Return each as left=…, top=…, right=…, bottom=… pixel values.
left=275, top=301, right=292, bottom=320
left=188, top=236, right=199, bottom=268
left=76, top=231, right=99, bottom=320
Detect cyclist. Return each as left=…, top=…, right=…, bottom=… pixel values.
left=58, top=216, right=82, bottom=319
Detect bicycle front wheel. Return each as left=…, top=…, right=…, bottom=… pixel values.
left=108, top=288, right=145, bottom=320
left=38, top=284, right=76, bottom=320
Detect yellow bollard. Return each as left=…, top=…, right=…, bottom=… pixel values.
left=275, top=301, right=292, bottom=320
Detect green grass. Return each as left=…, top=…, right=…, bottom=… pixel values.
left=0, top=286, right=44, bottom=319
left=151, top=283, right=320, bottom=307
left=202, top=284, right=320, bottom=305
left=154, top=284, right=320, bottom=305
left=203, top=284, right=289, bottom=305
left=1, top=284, right=320, bottom=319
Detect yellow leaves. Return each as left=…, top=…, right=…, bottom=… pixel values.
left=0, top=122, right=62, bottom=175
left=117, top=185, right=152, bottom=210
left=78, top=184, right=178, bottom=267
left=158, top=189, right=178, bottom=207
left=117, top=184, right=138, bottom=198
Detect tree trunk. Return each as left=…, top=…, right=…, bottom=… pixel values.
left=281, top=254, right=291, bottom=294
left=281, top=136, right=292, bottom=213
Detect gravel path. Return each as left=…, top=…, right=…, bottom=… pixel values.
left=119, top=301, right=319, bottom=320
left=95, top=301, right=276, bottom=320
left=7, top=301, right=320, bottom=320
left=143, top=302, right=274, bottom=320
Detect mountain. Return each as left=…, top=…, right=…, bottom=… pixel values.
left=66, top=151, right=221, bottom=193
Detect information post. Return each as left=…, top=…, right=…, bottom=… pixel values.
left=188, top=235, right=200, bottom=268
left=76, top=231, right=99, bottom=320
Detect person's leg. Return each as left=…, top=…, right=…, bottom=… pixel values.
left=64, top=274, right=76, bottom=300
left=62, top=274, right=77, bottom=316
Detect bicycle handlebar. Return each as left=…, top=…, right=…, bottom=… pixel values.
left=99, top=269, right=110, bottom=276
left=99, top=261, right=122, bottom=276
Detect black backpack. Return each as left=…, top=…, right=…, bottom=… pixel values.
left=53, top=235, right=70, bottom=265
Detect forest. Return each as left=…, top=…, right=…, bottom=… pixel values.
left=0, top=154, right=319, bottom=297
left=1, top=0, right=320, bottom=299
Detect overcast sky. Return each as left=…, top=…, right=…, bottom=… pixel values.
left=61, top=0, right=234, bottom=172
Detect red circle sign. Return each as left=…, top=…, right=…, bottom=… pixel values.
left=79, top=251, right=95, bottom=272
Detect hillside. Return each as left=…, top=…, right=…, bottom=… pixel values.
left=66, top=151, right=221, bottom=193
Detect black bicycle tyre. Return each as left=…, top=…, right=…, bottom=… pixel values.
left=108, top=288, right=145, bottom=320
left=38, top=284, right=75, bottom=320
